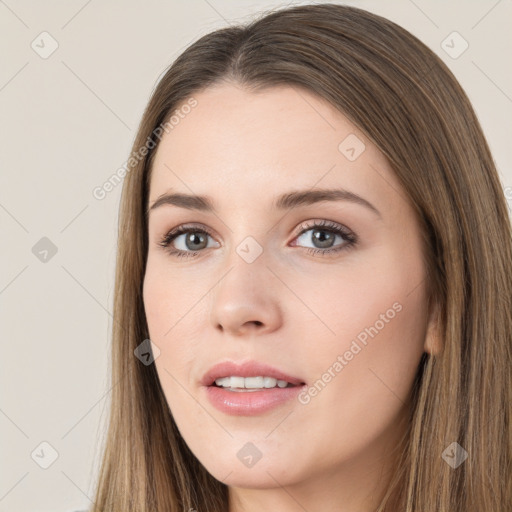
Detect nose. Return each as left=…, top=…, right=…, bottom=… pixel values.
left=210, top=255, right=283, bottom=337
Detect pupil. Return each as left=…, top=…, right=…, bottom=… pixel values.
left=313, top=229, right=334, bottom=248
left=187, top=232, right=207, bottom=250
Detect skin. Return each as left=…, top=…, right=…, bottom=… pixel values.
left=143, top=82, right=441, bottom=512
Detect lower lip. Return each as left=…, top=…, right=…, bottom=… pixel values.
left=204, top=384, right=305, bottom=416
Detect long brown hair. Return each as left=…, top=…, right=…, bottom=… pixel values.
left=90, top=4, right=512, bottom=510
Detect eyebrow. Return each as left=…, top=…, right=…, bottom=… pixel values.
left=147, top=188, right=381, bottom=219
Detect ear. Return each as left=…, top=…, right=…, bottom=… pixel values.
left=423, top=301, right=443, bottom=356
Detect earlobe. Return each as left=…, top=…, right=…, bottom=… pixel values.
left=424, top=302, right=443, bottom=356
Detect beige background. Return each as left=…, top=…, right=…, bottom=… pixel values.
left=1, top=1, right=510, bottom=511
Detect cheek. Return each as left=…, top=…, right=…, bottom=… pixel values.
left=331, top=280, right=425, bottom=410
left=303, top=248, right=428, bottom=404
left=143, top=268, right=200, bottom=417
left=143, top=260, right=208, bottom=379
left=142, top=258, right=196, bottom=340
left=143, top=267, right=188, bottom=380
left=289, top=278, right=426, bottom=468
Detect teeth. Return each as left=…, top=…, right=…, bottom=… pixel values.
left=214, top=376, right=292, bottom=389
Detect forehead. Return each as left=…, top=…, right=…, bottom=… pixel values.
left=149, top=83, right=405, bottom=217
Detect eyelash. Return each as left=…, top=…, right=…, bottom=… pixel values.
left=157, top=220, right=358, bottom=259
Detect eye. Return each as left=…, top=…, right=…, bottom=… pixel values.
left=157, top=224, right=219, bottom=258
left=291, top=220, right=357, bottom=256
left=157, top=220, right=357, bottom=259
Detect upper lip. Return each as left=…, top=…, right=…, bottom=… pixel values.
left=201, top=360, right=305, bottom=387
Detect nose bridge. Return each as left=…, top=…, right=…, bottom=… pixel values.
left=220, top=207, right=271, bottom=274
left=217, top=235, right=269, bottom=309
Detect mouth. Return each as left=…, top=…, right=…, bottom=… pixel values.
left=201, top=360, right=306, bottom=388
left=201, top=360, right=306, bottom=415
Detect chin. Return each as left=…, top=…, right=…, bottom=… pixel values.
left=198, top=451, right=302, bottom=489
left=212, top=465, right=294, bottom=489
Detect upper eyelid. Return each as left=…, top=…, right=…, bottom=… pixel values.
left=165, top=219, right=347, bottom=236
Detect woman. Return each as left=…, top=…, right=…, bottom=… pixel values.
left=90, top=3, right=512, bottom=511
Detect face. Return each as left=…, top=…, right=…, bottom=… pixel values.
left=143, top=83, right=439, bottom=495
